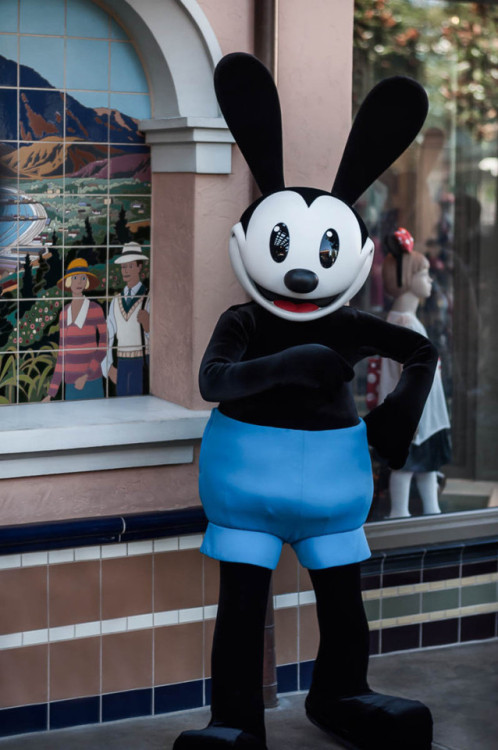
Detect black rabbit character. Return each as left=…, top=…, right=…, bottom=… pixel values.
left=174, top=53, right=436, bottom=750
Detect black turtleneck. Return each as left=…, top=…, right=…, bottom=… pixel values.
left=199, top=302, right=437, bottom=469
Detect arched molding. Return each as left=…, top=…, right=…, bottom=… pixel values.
left=100, top=0, right=233, bottom=173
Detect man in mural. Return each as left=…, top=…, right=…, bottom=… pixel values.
left=102, top=242, right=150, bottom=396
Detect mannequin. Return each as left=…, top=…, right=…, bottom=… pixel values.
left=379, top=228, right=451, bottom=518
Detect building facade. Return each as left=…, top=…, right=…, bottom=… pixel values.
left=0, top=0, right=496, bottom=737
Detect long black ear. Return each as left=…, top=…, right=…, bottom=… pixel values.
left=214, top=52, right=284, bottom=195
left=332, top=77, right=428, bottom=205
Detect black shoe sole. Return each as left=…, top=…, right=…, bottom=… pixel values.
left=306, top=710, right=360, bottom=750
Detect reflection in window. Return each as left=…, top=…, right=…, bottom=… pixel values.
left=353, top=0, right=498, bottom=517
left=0, top=0, right=151, bottom=405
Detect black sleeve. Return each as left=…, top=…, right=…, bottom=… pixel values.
left=199, top=308, right=354, bottom=403
left=354, top=310, right=438, bottom=469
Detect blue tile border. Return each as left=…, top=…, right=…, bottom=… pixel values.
left=277, top=664, right=298, bottom=693
left=49, top=696, right=100, bottom=730
left=155, top=680, right=204, bottom=715
left=102, top=688, right=152, bottom=723
left=298, top=660, right=315, bottom=692
left=0, top=703, right=48, bottom=737
left=0, top=511, right=497, bottom=578
left=381, top=624, right=421, bottom=654
left=0, top=508, right=207, bottom=555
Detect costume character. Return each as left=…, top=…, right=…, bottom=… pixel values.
left=102, top=242, right=150, bottom=396
left=174, top=54, right=437, bottom=750
left=379, top=228, right=451, bottom=518
left=44, top=258, right=106, bottom=402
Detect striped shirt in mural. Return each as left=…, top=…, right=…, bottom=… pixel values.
left=48, top=299, right=107, bottom=397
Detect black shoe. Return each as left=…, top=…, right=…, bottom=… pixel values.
left=305, top=690, right=433, bottom=750
left=173, top=726, right=267, bottom=749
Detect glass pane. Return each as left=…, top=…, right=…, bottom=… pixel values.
left=353, top=0, right=498, bottom=517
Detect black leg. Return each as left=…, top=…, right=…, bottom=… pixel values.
left=173, top=561, right=271, bottom=749
left=210, top=561, right=272, bottom=738
left=309, top=562, right=370, bottom=698
left=305, top=563, right=432, bottom=750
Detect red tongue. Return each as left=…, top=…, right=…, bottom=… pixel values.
left=274, top=300, right=319, bottom=313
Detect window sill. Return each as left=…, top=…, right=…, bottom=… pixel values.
left=0, top=396, right=211, bottom=479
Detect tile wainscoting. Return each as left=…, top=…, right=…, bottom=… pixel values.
left=0, top=509, right=497, bottom=737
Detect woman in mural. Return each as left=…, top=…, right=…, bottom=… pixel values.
left=43, top=258, right=107, bottom=402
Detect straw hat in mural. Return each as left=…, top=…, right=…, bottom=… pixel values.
left=57, top=258, right=100, bottom=291
left=113, top=242, right=149, bottom=264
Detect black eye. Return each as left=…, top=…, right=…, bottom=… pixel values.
left=319, top=228, right=339, bottom=268
left=269, top=223, right=289, bottom=263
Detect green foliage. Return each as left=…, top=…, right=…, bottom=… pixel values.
left=19, top=345, right=59, bottom=402
left=0, top=344, right=59, bottom=404
left=0, top=350, right=17, bottom=404
left=11, top=297, right=63, bottom=350
left=354, top=0, right=498, bottom=141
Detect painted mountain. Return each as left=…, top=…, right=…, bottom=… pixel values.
left=0, top=56, right=151, bottom=184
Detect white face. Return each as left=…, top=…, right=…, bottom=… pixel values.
left=229, top=191, right=374, bottom=321
left=410, top=267, right=432, bottom=299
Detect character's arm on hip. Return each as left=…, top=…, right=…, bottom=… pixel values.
left=355, top=310, right=438, bottom=469
left=199, top=308, right=354, bottom=402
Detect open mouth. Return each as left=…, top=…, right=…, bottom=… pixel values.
left=254, top=283, right=339, bottom=313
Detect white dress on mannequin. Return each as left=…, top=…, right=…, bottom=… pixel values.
left=378, top=269, right=451, bottom=518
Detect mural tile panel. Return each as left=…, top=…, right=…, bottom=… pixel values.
left=63, top=196, right=109, bottom=247
left=0, top=45, right=17, bottom=87
left=0, top=89, right=18, bottom=140
left=66, top=94, right=110, bottom=144
left=0, top=0, right=18, bottom=33
left=19, top=88, right=65, bottom=141
left=65, top=38, right=109, bottom=90
left=20, top=0, right=65, bottom=35
left=0, top=300, right=17, bottom=352
left=67, top=0, right=110, bottom=39
left=108, top=96, right=149, bottom=143
left=109, top=197, right=150, bottom=246
left=65, top=143, right=110, bottom=190
left=18, top=347, right=59, bottom=402
left=0, top=350, right=18, bottom=404
left=20, top=36, right=64, bottom=89
left=110, top=42, right=149, bottom=93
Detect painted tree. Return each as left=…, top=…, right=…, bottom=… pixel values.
left=33, top=251, right=50, bottom=297
left=114, top=205, right=132, bottom=244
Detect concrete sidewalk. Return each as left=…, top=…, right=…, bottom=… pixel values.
left=1, top=641, right=496, bottom=750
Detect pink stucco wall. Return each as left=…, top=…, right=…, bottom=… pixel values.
left=155, top=0, right=355, bottom=410
left=1, top=1, right=355, bottom=525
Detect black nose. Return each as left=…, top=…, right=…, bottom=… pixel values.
left=284, top=269, right=319, bottom=293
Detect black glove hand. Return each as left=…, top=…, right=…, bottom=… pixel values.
left=279, top=343, right=354, bottom=392
left=364, top=400, right=417, bottom=470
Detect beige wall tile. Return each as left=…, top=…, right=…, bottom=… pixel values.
left=154, top=622, right=203, bottom=685
left=274, top=546, right=299, bottom=596
left=275, top=607, right=298, bottom=665
left=299, top=604, right=319, bottom=662
left=102, top=629, right=153, bottom=693
left=299, top=566, right=313, bottom=593
left=102, top=555, right=152, bottom=620
left=203, top=618, right=216, bottom=678
left=50, top=637, right=100, bottom=701
left=0, top=567, right=47, bottom=635
left=154, top=549, right=202, bottom=612
left=203, top=555, right=219, bottom=607
left=0, top=645, right=48, bottom=708
left=49, top=561, right=100, bottom=628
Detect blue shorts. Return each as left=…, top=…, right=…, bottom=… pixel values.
left=199, top=409, right=373, bottom=570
